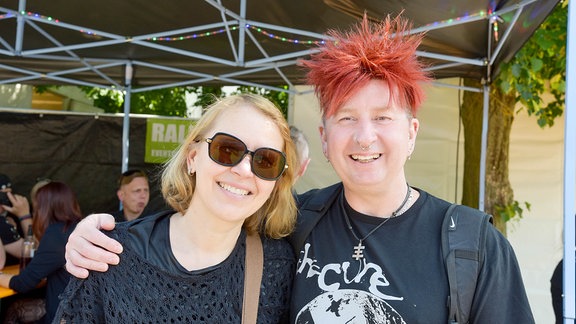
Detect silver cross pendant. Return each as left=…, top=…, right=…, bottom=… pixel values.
left=352, top=241, right=365, bottom=260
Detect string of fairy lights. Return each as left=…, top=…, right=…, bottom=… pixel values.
left=1, top=9, right=502, bottom=44
left=423, top=9, right=491, bottom=27
left=0, top=11, right=59, bottom=22
left=150, top=25, right=326, bottom=45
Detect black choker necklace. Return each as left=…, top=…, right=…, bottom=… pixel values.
left=341, top=183, right=412, bottom=261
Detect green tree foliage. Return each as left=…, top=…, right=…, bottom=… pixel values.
left=79, top=86, right=189, bottom=117
left=191, top=86, right=289, bottom=117
left=187, top=85, right=289, bottom=118
left=495, top=1, right=567, bottom=128
left=131, top=88, right=189, bottom=116
left=186, top=86, right=224, bottom=110
left=79, top=87, right=123, bottom=113
left=231, top=85, right=290, bottom=118
left=461, top=1, right=567, bottom=233
left=36, top=84, right=289, bottom=118
left=34, top=85, right=59, bottom=94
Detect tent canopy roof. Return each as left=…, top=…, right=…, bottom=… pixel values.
left=0, top=0, right=558, bottom=92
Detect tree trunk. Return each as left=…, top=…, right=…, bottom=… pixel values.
left=460, top=78, right=515, bottom=235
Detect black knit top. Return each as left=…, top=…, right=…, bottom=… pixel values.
left=53, top=211, right=294, bottom=323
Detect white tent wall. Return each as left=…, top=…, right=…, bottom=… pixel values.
left=290, top=78, right=565, bottom=323
left=0, top=84, right=103, bottom=113
left=509, top=105, right=565, bottom=322
left=0, top=84, right=32, bottom=108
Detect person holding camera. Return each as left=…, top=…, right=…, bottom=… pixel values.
left=1, top=173, right=33, bottom=234
left=0, top=173, right=32, bottom=267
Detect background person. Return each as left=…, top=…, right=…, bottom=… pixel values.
left=30, top=178, right=52, bottom=204
left=111, top=169, right=151, bottom=222
left=0, top=173, right=33, bottom=239
left=290, top=125, right=311, bottom=184
left=0, top=173, right=32, bottom=268
left=0, top=218, right=21, bottom=269
left=54, top=94, right=298, bottom=322
left=0, top=178, right=52, bottom=269
left=0, top=181, right=83, bottom=323
left=551, top=258, right=563, bottom=324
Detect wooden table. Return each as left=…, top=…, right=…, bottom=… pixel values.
left=0, top=265, right=20, bottom=298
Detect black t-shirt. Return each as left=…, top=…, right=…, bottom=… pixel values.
left=291, top=188, right=535, bottom=323
left=121, top=210, right=192, bottom=273
left=291, top=189, right=449, bottom=323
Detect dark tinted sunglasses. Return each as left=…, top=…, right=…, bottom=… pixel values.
left=205, top=132, right=287, bottom=181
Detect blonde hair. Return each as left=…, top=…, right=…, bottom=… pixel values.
left=161, top=94, right=297, bottom=239
left=30, top=178, right=52, bottom=207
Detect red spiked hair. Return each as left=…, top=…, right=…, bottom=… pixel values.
left=300, top=14, right=431, bottom=118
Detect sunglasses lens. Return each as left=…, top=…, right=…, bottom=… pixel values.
left=252, top=149, right=286, bottom=180
left=207, top=133, right=287, bottom=180
left=209, top=134, right=246, bottom=166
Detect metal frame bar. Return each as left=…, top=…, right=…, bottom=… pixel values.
left=0, top=0, right=538, bottom=94
left=563, top=1, right=576, bottom=322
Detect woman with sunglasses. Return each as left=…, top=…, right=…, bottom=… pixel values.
left=54, top=94, right=299, bottom=323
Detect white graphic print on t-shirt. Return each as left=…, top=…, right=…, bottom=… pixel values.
left=294, top=242, right=406, bottom=324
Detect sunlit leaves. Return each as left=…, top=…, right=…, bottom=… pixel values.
left=78, top=86, right=190, bottom=117
left=495, top=1, right=567, bottom=128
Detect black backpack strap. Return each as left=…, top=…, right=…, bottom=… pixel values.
left=288, top=183, right=343, bottom=255
left=441, top=204, right=493, bottom=324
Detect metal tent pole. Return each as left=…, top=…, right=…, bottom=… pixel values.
left=121, top=62, right=133, bottom=173
left=563, top=0, right=576, bottom=322
left=478, top=84, right=489, bottom=212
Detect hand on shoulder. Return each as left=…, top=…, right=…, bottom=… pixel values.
left=65, top=213, right=123, bottom=278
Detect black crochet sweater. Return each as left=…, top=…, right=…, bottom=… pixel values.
left=53, top=212, right=294, bottom=323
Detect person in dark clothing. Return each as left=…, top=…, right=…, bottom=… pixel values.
left=551, top=259, right=571, bottom=324
left=0, top=181, right=83, bottom=323
left=0, top=214, right=23, bottom=269
left=0, top=173, right=33, bottom=267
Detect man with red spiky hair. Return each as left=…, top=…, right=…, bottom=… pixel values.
left=289, top=14, right=533, bottom=323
